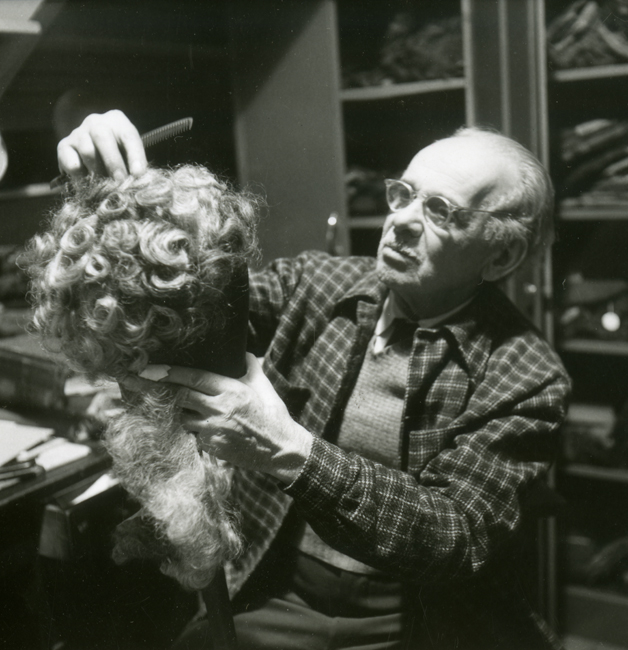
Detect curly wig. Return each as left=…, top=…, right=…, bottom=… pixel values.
left=26, top=164, right=259, bottom=380
left=24, top=165, right=261, bottom=589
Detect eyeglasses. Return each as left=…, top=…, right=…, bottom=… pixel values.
left=384, top=179, right=516, bottom=229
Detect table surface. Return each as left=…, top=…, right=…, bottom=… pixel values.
left=0, top=406, right=111, bottom=509
left=0, top=442, right=111, bottom=509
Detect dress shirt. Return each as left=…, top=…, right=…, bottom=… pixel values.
left=373, top=292, right=475, bottom=354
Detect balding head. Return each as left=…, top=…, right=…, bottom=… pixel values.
left=447, top=127, right=555, bottom=257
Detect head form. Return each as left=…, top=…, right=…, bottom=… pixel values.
left=24, top=165, right=261, bottom=589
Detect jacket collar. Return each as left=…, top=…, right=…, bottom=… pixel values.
left=332, top=268, right=388, bottom=316
left=332, top=266, right=498, bottom=379
left=442, top=284, right=504, bottom=380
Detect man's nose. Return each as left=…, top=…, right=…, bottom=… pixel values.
left=389, top=207, right=424, bottom=239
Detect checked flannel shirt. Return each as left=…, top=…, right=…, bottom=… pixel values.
left=226, top=250, right=571, bottom=649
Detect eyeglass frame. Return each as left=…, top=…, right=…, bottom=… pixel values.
left=384, top=178, right=517, bottom=230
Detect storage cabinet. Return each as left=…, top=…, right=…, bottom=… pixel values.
left=545, top=0, right=628, bottom=647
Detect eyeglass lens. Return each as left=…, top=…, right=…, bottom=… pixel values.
left=386, top=181, right=451, bottom=227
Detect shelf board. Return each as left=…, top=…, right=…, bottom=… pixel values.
left=348, top=215, right=386, bottom=229
left=563, top=464, right=628, bottom=484
left=564, top=634, right=628, bottom=650
left=0, top=183, right=59, bottom=201
left=564, top=584, right=628, bottom=648
left=0, top=18, right=41, bottom=36
left=341, top=77, right=466, bottom=102
left=553, top=63, right=628, bottom=83
left=559, top=204, right=628, bottom=221
left=560, top=339, right=628, bottom=356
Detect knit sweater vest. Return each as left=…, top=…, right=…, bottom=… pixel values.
left=294, top=333, right=411, bottom=574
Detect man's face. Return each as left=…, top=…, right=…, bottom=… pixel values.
left=376, top=136, right=516, bottom=319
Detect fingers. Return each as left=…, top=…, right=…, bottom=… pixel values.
left=176, top=385, right=220, bottom=416
left=163, top=365, right=234, bottom=397
left=242, top=353, right=265, bottom=382
left=240, top=353, right=276, bottom=396
left=118, top=373, right=158, bottom=394
left=115, top=115, right=148, bottom=176
left=57, top=110, right=147, bottom=181
left=179, top=413, right=213, bottom=435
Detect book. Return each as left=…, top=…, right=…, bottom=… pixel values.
left=0, top=333, right=69, bottom=411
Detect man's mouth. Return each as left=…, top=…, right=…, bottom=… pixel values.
left=382, top=243, right=418, bottom=264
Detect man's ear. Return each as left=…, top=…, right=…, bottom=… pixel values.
left=481, top=239, right=528, bottom=282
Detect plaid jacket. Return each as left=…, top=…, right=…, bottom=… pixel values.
left=226, top=251, right=571, bottom=649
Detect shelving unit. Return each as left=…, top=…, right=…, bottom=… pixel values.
left=565, top=464, right=628, bottom=484
left=560, top=205, right=628, bottom=221
left=546, top=2, right=628, bottom=646
left=560, top=340, right=628, bottom=356
left=553, top=63, right=628, bottom=83
left=564, top=586, right=628, bottom=649
left=337, top=0, right=469, bottom=257
left=0, top=183, right=61, bottom=246
left=340, top=76, right=466, bottom=103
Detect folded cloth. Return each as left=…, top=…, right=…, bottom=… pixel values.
left=548, top=0, right=628, bottom=69
left=343, top=12, right=463, bottom=88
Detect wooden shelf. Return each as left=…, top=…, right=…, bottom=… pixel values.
left=348, top=215, right=385, bottom=229
left=560, top=339, right=628, bottom=356
left=0, top=182, right=59, bottom=201
left=553, top=63, right=628, bottom=83
left=0, top=18, right=41, bottom=36
left=341, top=77, right=466, bottom=102
left=563, top=464, right=628, bottom=484
left=559, top=204, right=628, bottom=221
left=564, top=633, right=628, bottom=650
left=564, top=585, right=628, bottom=648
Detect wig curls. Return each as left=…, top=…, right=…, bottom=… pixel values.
left=26, top=165, right=260, bottom=380
left=24, top=165, right=261, bottom=590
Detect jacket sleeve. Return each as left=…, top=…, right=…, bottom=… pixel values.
left=283, top=332, right=571, bottom=585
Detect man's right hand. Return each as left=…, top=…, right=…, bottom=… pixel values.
left=57, top=109, right=148, bottom=182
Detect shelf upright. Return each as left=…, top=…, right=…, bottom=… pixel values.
left=547, top=5, right=628, bottom=644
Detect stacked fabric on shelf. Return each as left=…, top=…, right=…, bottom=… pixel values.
left=345, top=166, right=388, bottom=217
left=343, top=12, right=463, bottom=89
left=560, top=118, right=628, bottom=205
left=548, top=0, right=628, bottom=70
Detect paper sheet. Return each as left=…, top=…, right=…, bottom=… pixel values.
left=0, top=421, right=55, bottom=467
left=36, top=442, right=91, bottom=471
left=71, top=472, right=119, bottom=505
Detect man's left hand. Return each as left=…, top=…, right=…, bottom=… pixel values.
left=162, top=353, right=313, bottom=485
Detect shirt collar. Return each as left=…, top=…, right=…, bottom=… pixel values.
left=331, top=264, right=497, bottom=376
left=375, top=291, right=476, bottom=336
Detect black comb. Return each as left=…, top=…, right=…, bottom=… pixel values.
left=50, top=117, right=194, bottom=189
left=139, top=117, right=193, bottom=148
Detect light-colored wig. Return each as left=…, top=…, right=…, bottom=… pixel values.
left=27, top=165, right=259, bottom=380
left=451, top=126, right=555, bottom=259
left=24, top=165, right=261, bottom=589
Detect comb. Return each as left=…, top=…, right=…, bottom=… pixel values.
left=50, top=117, right=194, bottom=189
left=139, top=117, right=193, bottom=148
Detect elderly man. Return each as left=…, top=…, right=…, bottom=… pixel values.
left=58, top=112, right=570, bottom=650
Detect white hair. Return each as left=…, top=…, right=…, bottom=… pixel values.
left=451, top=126, right=555, bottom=258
